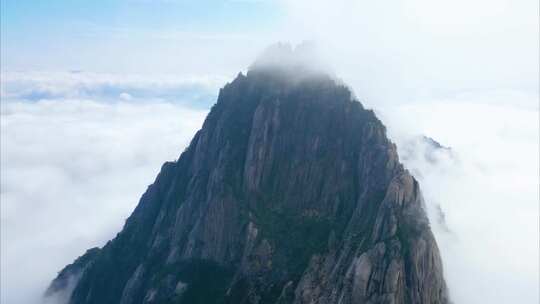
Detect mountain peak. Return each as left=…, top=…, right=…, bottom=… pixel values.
left=46, top=47, right=449, bottom=304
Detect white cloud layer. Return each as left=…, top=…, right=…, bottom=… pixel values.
left=0, top=98, right=207, bottom=304
left=380, top=94, right=539, bottom=304
left=1, top=76, right=537, bottom=304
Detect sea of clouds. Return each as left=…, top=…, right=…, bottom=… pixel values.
left=1, top=69, right=538, bottom=303
left=0, top=73, right=212, bottom=303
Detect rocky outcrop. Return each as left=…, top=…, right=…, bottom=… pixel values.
left=47, top=45, right=449, bottom=304
left=45, top=248, right=101, bottom=302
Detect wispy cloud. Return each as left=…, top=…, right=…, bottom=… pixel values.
left=1, top=71, right=226, bottom=108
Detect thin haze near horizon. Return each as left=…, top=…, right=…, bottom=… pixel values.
left=1, top=1, right=538, bottom=304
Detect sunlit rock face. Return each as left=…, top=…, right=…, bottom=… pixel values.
left=47, top=46, right=449, bottom=304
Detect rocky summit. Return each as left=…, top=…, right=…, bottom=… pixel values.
left=46, top=45, right=449, bottom=304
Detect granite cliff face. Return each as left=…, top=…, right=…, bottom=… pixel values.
left=47, top=47, right=449, bottom=304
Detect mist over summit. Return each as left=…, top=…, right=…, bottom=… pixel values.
left=249, top=42, right=329, bottom=75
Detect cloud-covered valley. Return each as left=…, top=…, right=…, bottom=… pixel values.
left=1, top=71, right=537, bottom=303
left=1, top=93, right=207, bottom=304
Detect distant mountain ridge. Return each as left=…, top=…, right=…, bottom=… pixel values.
left=47, top=45, right=449, bottom=304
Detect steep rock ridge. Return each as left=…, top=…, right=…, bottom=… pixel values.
left=45, top=248, right=101, bottom=301
left=47, top=45, right=449, bottom=304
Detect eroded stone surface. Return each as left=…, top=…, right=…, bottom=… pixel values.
left=46, top=60, right=449, bottom=304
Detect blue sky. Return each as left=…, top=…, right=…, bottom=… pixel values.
left=1, top=0, right=281, bottom=33
left=1, top=0, right=283, bottom=72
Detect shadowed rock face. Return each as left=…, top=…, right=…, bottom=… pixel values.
left=47, top=57, right=449, bottom=304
